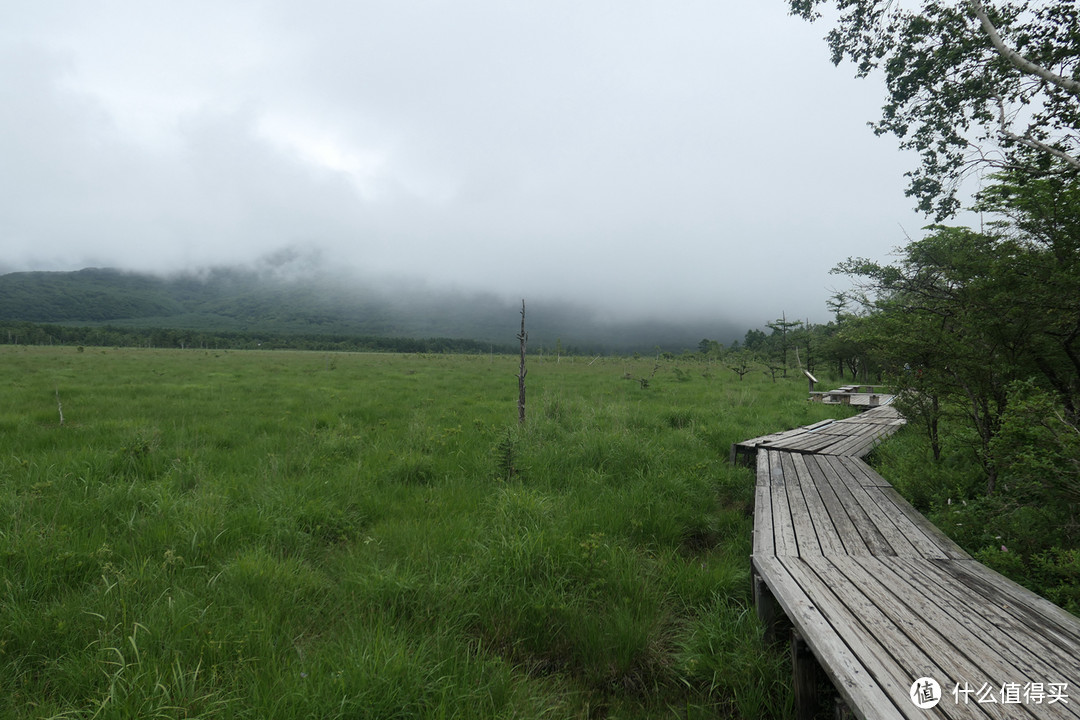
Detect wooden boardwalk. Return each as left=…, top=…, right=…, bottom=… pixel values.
left=731, top=404, right=904, bottom=464
left=737, top=393, right=1080, bottom=719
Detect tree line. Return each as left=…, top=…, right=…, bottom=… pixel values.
left=0, top=321, right=516, bottom=355
left=694, top=312, right=874, bottom=385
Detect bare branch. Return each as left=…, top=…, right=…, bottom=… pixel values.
left=995, top=96, right=1080, bottom=170
left=970, top=0, right=1080, bottom=96
left=1002, top=131, right=1080, bottom=170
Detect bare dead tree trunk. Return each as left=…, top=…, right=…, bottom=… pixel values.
left=517, top=299, right=527, bottom=425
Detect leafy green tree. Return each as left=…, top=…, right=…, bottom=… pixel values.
left=992, top=379, right=1080, bottom=504
left=698, top=338, right=723, bottom=357
left=974, top=171, right=1080, bottom=417
left=743, top=328, right=767, bottom=352
left=789, top=0, right=1080, bottom=219
left=816, top=315, right=875, bottom=381
left=833, top=212, right=1080, bottom=493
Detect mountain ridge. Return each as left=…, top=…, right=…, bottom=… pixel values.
left=0, top=267, right=744, bottom=353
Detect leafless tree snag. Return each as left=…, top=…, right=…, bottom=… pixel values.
left=517, top=300, right=527, bottom=425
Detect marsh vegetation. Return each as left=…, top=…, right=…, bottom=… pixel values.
left=1, top=347, right=853, bottom=718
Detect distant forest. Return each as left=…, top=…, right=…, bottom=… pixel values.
left=0, top=267, right=744, bottom=355
left=0, top=320, right=514, bottom=354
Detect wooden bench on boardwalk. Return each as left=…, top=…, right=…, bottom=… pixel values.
left=735, top=397, right=1080, bottom=719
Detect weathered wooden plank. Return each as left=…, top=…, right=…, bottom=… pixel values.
left=831, top=422, right=899, bottom=457
left=812, top=422, right=900, bottom=458
left=811, top=456, right=896, bottom=557
left=869, top=487, right=969, bottom=560
left=860, top=404, right=903, bottom=421
left=790, top=452, right=848, bottom=556
left=769, top=421, right=898, bottom=457
left=839, top=487, right=922, bottom=559
left=769, top=435, right=830, bottom=453
left=753, top=482, right=775, bottom=557
left=733, top=425, right=816, bottom=462
left=810, top=438, right=860, bottom=457
left=812, top=556, right=1022, bottom=720
left=834, top=417, right=901, bottom=433
left=802, top=454, right=872, bottom=556
left=791, top=436, right=845, bottom=454
left=797, top=557, right=961, bottom=712
left=831, top=556, right=1048, bottom=720
left=837, top=433, right=887, bottom=459
left=881, top=557, right=1080, bottom=719
left=768, top=448, right=786, bottom=487
left=753, top=555, right=911, bottom=720
left=768, top=425, right=846, bottom=452
left=859, top=487, right=946, bottom=561
left=814, top=458, right=938, bottom=560
left=740, top=422, right=823, bottom=450
left=937, top=559, right=1080, bottom=659
left=756, top=446, right=770, bottom=488
left=805, top=419, right=840, bottom=431
left=833, top=456, right=894, bottom=488
left=851, top=435, right=891, bottom=458
left=815, top=435, right=859, bottom=457
left=738, top=413, right=900, bottom=456
left=815, top=455, right=873, bottom=492
left=768, top=451, right=799, bottom=557
left=779, top=451, right=828, bottom=557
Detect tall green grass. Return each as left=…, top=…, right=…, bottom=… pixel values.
left=0, top=347, right=839, bottom=718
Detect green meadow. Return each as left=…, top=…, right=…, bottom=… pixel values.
left=1, top=347, right=850, bottom=719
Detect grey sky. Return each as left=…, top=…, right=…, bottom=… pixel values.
left=1, top=1, right=938, bottom=325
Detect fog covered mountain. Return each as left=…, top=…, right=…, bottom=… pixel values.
left=0, top=266, right=745, bottom=354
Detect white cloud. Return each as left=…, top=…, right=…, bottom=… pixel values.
left=0, top=0, right=934, bottom=324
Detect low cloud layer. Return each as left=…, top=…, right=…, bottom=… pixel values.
left=1, top=1, right=932, bottom=325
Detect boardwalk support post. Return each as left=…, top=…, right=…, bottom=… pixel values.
left=753, top=571, right=783, bottom=647
left=792, top=629, right=820, bottom=720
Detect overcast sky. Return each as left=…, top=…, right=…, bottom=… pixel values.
left=1, top=1, right=946, bottom=325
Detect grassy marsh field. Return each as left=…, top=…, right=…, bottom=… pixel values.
left=1, top=347, right=850, bottom=718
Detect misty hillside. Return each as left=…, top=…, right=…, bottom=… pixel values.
left=0, top=268, right=744, bottom=353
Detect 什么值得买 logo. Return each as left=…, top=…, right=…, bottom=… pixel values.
left=910, top=677, right=942, bottom=709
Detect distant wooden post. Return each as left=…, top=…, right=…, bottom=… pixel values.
left=517, top=300, right=527, bottom=425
